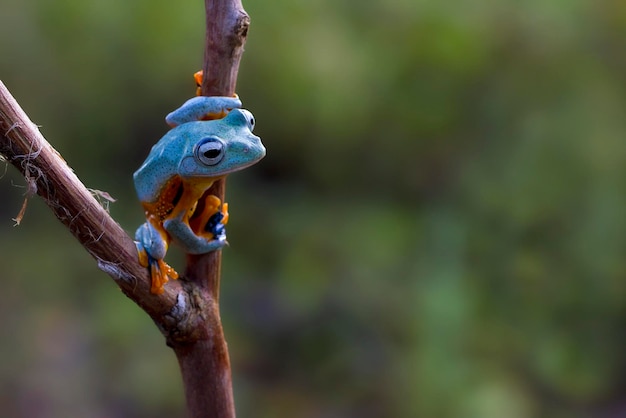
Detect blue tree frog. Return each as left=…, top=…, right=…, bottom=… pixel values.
left=134, top=96, right=265, bottom=294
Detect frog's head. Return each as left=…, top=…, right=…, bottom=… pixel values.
left=177, top=109, right=265, bottom=178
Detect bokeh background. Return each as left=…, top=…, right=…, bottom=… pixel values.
left=1, top=0, right=626, bottom=417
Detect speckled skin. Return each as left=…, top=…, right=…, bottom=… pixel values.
left=134, top=109, right=263, bottom=203
left=134, top=97, right=265, bottom=294
left=165, top=96, right=242, bottom=127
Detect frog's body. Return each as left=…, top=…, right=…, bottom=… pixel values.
left=134, top=97, right=265, bottom=294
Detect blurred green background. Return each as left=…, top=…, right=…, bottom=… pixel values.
left=1, top=0, right=626, bottom=417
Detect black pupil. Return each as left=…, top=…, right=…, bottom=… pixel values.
left=204, top=148, right=221, bottom=159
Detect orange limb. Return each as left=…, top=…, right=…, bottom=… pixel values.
left=194, top=70, right=203, bottom=96
left=189, top=194, right=221, bottom=238
left=221, top=202, right=229, bottom=225
left=150, top=258, right=179, bottom=295
left=136, top=243, right=149, bottom=268
left=192, top=70, right=240, bottom=119
left=187, top=193, right=229, bottom=239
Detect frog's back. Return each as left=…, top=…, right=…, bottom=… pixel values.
left=133, top=128, right=192, bottom=203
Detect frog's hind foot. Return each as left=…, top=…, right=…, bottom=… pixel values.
left=150, top=258, right=179, bottom=295
left=135, top=241, right=178, bottom=294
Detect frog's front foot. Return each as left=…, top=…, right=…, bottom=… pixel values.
left=205, top=210, right=227, bottom=241
left=189, top=195, right=229, bottom=240
left=135, top=222, right=179, bottom=294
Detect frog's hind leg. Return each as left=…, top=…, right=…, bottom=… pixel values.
left=134, top=222, right=178, bottom=294
left=165, top=96, right=242, bottom=127
left=135, top=222, right=167, bottom=261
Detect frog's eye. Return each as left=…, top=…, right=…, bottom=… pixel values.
left=240, top=109, right=255, bottom=131
left=195, top=137, right=225, bottom=166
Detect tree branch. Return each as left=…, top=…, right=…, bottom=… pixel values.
left=0, top=80, right=199, bottom=333
left=171, top=1, right=250, bottom=417
left=0, top=2, right=250, bottom=417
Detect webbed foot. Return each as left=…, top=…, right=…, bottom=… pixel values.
left=150, top=258, right=179, bottom=295
left=135, top=222, right=179, bottom=294
left=205, top=204, right=228, bottom=240
left=194, top=70, right=203, bottom=96
left=189, top=194, right=229, bottom=240
left=136, top=242, right=179, bottom=294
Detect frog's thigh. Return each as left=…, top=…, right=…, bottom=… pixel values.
left=165, top=96, right=242, bottom=126
left=135, top=222, right=167, bottom=260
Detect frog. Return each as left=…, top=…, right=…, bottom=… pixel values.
left=134, top=96, right=266, bottom=294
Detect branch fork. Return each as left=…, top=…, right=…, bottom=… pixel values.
left=0, top=1, right=250, bottom=417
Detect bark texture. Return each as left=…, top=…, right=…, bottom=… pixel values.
left=172, top=1, right=250, bottom=416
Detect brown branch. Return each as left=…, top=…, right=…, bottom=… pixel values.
left=171, top=1, right=250, bottom=417
left=0, top=80, right=202, bottom=334
left=0, top=3, right=251, bottom=418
